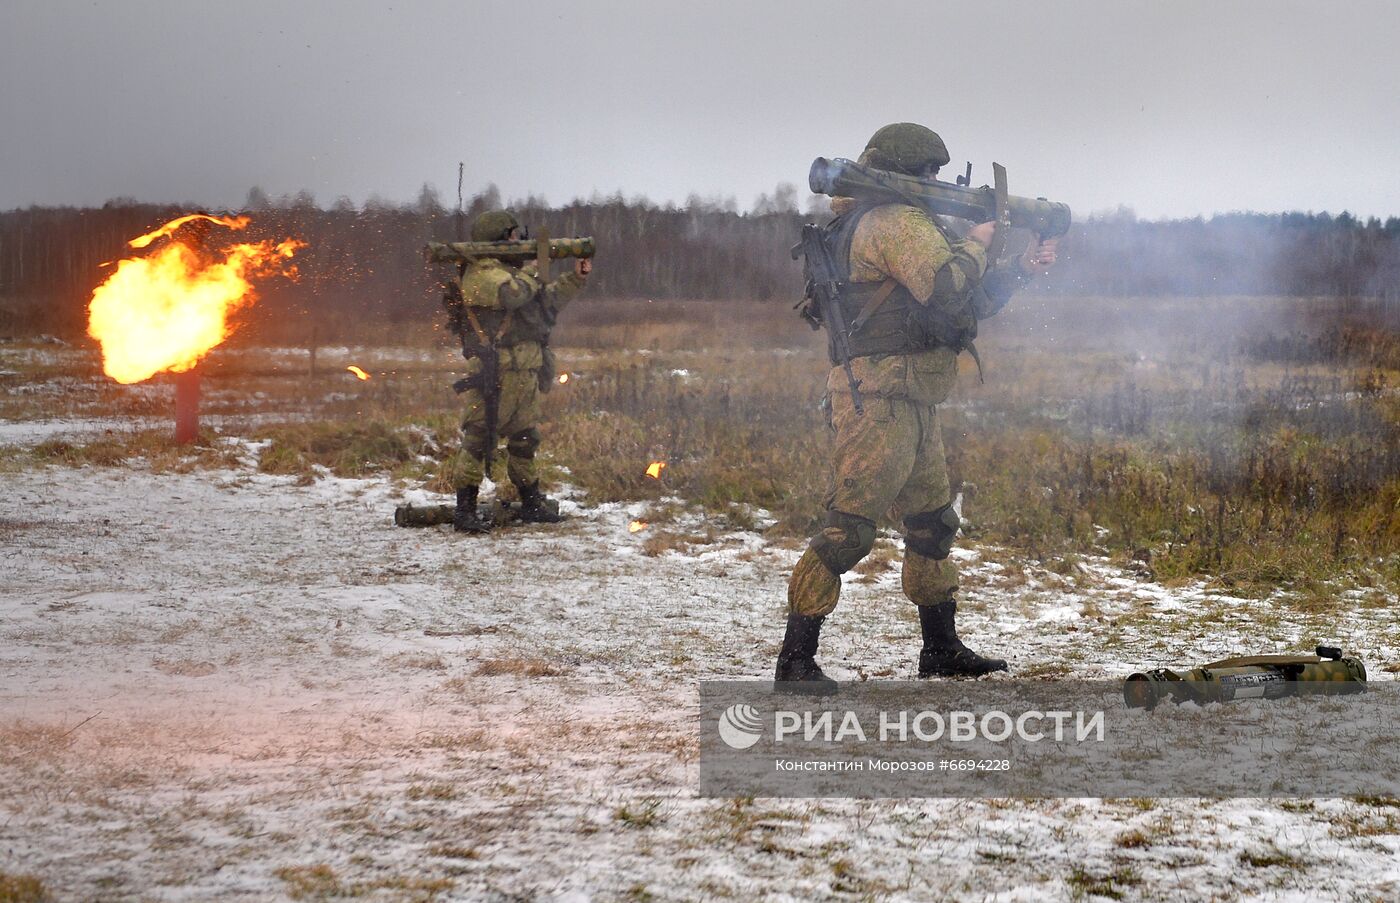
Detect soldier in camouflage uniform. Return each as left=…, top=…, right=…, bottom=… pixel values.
left=446, top=210, right=592, bottom=533
left=777, top=123, right=1059, bottom=690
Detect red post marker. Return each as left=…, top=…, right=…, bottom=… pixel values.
left=174, top=368, right=200, bottom=444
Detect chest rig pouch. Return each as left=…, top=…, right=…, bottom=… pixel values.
left=821, top=202, right=979, bottom=361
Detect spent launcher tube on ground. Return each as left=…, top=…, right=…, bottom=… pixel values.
left=1124, top=645, right=1367, bottom=709
left=425, top=237, right=596, bottom=264
left=808, top=157, right=1072, bottom=239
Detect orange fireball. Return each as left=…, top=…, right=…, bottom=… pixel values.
left=87, top=214, right=303, bottom=385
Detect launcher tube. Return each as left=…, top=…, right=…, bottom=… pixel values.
left=1124, top=650, right=1366, bottom=709
left=809, top=157, right=1072, bottom=239
left=426, top=237, right=595, bottom=264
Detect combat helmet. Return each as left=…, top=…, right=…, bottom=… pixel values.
left=471, top=209, right=520, bottom=242
left=863, top=123, right=950, bottom=176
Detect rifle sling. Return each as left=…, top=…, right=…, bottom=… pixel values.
left=461, top=305, right=514, bottom=350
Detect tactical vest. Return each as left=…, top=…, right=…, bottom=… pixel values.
left=501, top=293, right=557, bottom=348
left=455, top=269, right=554, bottom=352
left=823, top=203, right=979, bottom=361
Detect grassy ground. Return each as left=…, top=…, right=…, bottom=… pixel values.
left=5, top=293, right=1399, bottom=605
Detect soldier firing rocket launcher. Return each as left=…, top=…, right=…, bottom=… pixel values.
left=1124, top=645, right=1367, bottom=709
left=423, top=229, right=594, bottom=491
left=808, top=156, right=1072, bottom=243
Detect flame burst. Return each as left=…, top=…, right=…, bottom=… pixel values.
left=646, top=461, right=667, bottom=479
left=128, top=213, right=250, bottom=250
left=557, top=373, right=570, bottom=384
left=346, top=365, right=371, bottom=381
left=628, top=520, right=648, bottom=533
left=88, top=215, right=303, bottom=384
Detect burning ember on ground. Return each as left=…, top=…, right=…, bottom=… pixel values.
left=87, top=214, right=304, bottom=384
left=628, top=520, right=648, bottom=533
left=646, top=461, right=666, bottom=479
left=346, top=365, right=371, bottom=381
left=557, top=373, right=570, bottom=384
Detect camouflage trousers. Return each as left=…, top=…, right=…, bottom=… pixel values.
left=788, top=351, right=962, bottom=617
left=447, top=367, right=544, bottom=490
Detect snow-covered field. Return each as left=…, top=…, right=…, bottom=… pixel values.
left=2, top=446, right=1398, bottom=901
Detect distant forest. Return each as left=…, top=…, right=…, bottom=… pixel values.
left=3, top=184, right=1399, bottom=338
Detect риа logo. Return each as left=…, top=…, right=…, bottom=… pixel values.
left=718, top=704, right=762, bottom=750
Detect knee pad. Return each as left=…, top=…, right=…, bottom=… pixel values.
left=808, top=510, right=877, bottom=576
left=506, top=428, right=541, bottom=459
left=904, top=502, right=960, bottom=560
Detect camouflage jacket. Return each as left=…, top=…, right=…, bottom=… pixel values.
left=453, top=258, right=587, bottom=370
left=837, top=196, right=988, bottom=305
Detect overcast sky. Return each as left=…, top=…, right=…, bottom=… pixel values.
left=3, top=0, right=1398, bottom=220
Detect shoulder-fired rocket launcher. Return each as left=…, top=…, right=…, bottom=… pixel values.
left=425, top=237, right=595, bottom=265
left=1124, top=645, right=1366, bottom=709
left=808, top=157, right=1072, bottom=240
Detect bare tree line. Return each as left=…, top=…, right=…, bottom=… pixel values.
left=2, top=188, right=1399, bottom=338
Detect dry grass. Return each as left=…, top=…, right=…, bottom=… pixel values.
left=151, top=658, right=218, bottom=677
left=1065, top=863, right=1142, bottom=901
left=0, top=872, right=49, bottom=903
left=470, top=657, right=568, bottom=678
left=275, top=863, right=454, bottom=901
left=390, top=652, right=448, bottom=671
left=614, top=796, right=664, bottom=828
left=0, top=721, right=81, bottom=761
left=1238, top=846, right=1308, bottom=870
left=641, top=527, right=720, bottom=557
left=20, top=430, right=246, bottom=471
left=854, top=541, right=900, bottom=583
left=406, top=782, right=460, bottom=802
left=1113, top=829, right=1151, bottom=849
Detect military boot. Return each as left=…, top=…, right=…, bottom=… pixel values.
left=774, top=614, right=838, bottom=695
left=918, top=599, right=1007, bottom=677
left=453, top=486, right=491, bottom=534
left=517, top=481, right=565, bottom=524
